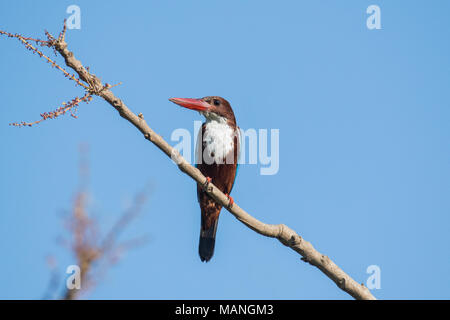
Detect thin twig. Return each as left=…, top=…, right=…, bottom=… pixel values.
left=10, top=92, right=92, bottom=127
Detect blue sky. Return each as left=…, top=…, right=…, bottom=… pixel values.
left=1, top=0, right=449, bottom=299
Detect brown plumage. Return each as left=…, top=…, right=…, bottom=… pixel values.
left=169, top=96, right=240, bottom=262
left=197, top=123, right=239, bottom=261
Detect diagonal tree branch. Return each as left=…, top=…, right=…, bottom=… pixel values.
left=3, top=24, right=376, bottom=300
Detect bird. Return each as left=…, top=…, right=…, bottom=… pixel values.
left=169, top=96, right=240, bottom=262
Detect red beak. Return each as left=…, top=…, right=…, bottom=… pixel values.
left=169, top=98, right=210, bottom=112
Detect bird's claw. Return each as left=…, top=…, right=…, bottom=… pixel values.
left=202, top=176, right=212, bottom=190
left=225, top=193, right=234, bottom=208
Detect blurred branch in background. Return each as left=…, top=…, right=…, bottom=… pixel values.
left=45, top=145, right=150, bottom=300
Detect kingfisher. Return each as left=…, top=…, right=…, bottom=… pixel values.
left=169, top=96, right=240, bottom=262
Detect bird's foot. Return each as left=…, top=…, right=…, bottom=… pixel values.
left=202, top=176, right=212, bottom=191
left=225, top=193, right=234, bottom=208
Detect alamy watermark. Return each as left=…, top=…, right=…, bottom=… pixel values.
left=66, top=5, right=81, bottom=30
left=171, top=121, right=280, bottom=175
left=366, top=5, right=381, bottom=30
left=66, top=264, right=81, bottom=290
left=366, top=264, right=381, bottom=289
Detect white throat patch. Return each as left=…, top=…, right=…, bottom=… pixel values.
left=198, top=118, right=236, bottom=165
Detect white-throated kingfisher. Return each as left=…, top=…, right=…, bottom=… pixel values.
left=169, top=96, right=240, bottom=262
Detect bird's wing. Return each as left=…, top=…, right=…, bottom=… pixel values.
left=195, top=123, right=207, bottom=203
left=195, top=122, right=205, bottom=169
left=231, top=127, right=241, bottom=191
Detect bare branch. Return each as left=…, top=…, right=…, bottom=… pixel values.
left=10, top=93, right=92, bottom=127
left=0, top=30, right=89, bottom=89
left=2, top=24, right=376, bottom=300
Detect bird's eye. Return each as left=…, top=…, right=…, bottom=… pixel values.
left=213, top=99, right=220, bottom=106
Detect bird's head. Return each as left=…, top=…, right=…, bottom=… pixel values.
left=169, top=96, right=236, bottom=125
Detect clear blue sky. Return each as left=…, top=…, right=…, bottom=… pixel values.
left=1, top=0, right=449, bottom=299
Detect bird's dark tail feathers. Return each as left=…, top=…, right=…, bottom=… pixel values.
left=199, top=217, right=219, bottom=262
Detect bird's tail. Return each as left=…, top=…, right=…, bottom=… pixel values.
left=199, top=216, right=219, bottom=262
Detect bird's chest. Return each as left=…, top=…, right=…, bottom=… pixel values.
left=201, top=121, right=235, bottom=164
